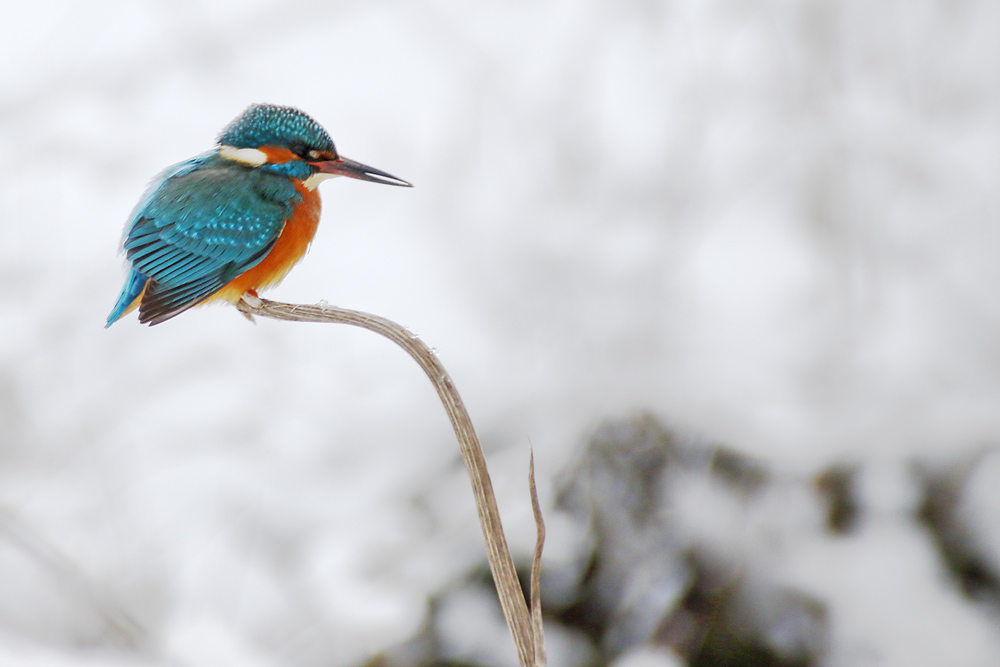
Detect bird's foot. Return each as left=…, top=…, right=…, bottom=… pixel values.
left=238, top=290, right=261, bottom=323
left=241, top=290, right=262, bottom=308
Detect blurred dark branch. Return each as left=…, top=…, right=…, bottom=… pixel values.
left=0, top=507, right=142, bottom=647
left=236, top=294, right=546, bottom=667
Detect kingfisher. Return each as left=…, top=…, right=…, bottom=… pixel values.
left=106, top=103, right=411, bottom=327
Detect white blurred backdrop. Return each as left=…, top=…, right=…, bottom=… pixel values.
left=0, top=1, right=998, bottom=666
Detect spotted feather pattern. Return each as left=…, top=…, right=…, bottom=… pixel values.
left=218, top=103, right=336, bottom=155
left=116, top=153, right=302, bottom=325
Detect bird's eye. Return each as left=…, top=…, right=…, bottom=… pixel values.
left=291, top=144, right=309, bottom=158
left=307, top=149, right=322, bottom=160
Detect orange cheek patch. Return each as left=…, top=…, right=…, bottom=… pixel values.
left=258, top=145, right=298, bottom=164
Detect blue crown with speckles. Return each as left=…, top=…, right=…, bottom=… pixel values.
left=218, top=104, right=336, bottom=153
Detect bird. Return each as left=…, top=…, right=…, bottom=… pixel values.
left=106, top=103, right=411, bottom=327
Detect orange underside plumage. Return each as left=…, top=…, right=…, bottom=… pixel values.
left=214, top=181, right=321, bottom=303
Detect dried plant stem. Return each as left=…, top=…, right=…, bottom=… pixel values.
left=528, top=451, right=547, bottom=667
left=237, top=294, right=545, bottom=667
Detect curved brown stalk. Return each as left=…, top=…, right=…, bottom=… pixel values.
left=236, top=294, right=546, bottom=667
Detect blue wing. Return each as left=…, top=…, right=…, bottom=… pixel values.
left=107, top=154, right=301, bottom=326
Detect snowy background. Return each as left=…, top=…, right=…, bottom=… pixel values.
left=1, top=1, right=999, bottom=666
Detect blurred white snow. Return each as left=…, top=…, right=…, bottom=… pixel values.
left=0, top=0, right=999, bottom=665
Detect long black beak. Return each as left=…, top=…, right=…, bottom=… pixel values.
left=314, top=156, right=412, bottom=187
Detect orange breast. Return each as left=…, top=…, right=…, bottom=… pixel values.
left=214, top=181, right=322, bottom=303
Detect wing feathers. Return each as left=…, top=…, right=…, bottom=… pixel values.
left=115, top=157, right=301, bottom=325
left=138, top=275, right=227, bottom=325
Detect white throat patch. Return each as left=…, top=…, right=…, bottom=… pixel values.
left=301, top=172, right=337, bottom=191
left=219, top=145, right=268, bottom=167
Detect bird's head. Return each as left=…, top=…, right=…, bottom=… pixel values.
left=216, top=103, right=411, bottom=189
